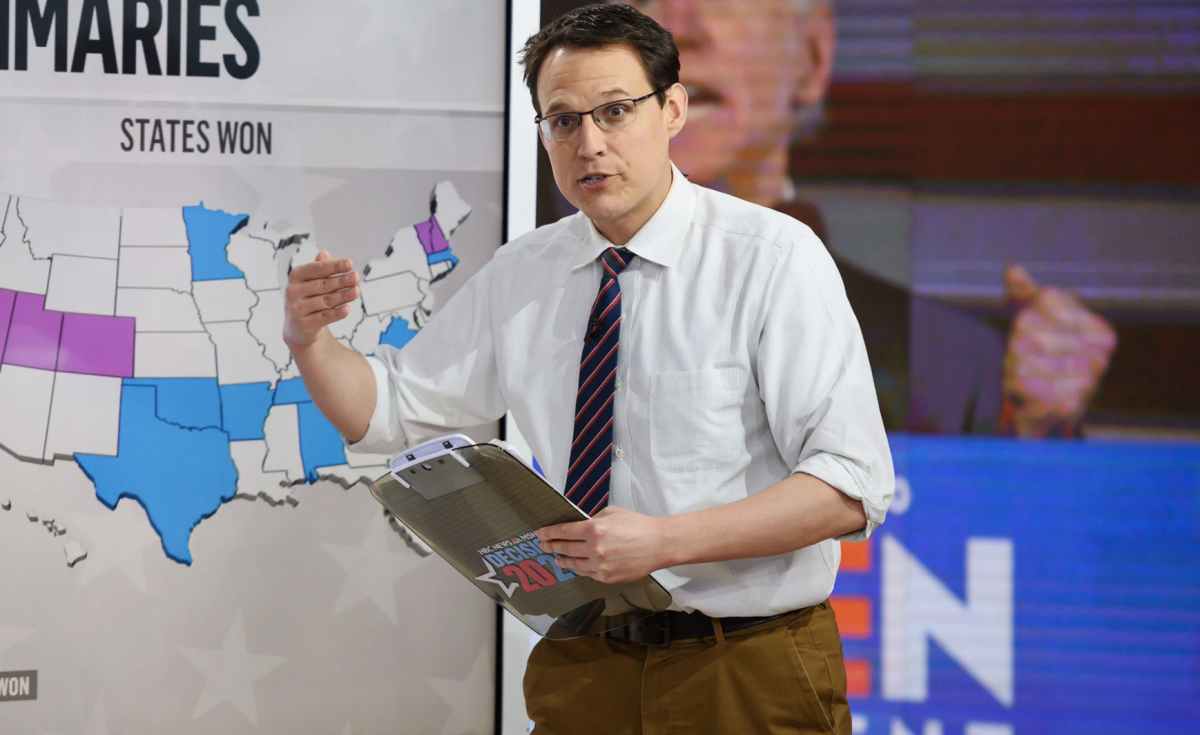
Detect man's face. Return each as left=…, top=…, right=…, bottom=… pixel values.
left=629, top=0, right=831, bottom=188
left=537, top=45, right=685, bottom=241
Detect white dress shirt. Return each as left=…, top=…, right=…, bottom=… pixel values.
left=350, top=164, right=894, bottom=617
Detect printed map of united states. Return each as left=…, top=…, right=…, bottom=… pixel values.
left=0, top=183, right=471, bottom=565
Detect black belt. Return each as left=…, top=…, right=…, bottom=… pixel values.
left=604, top=608, right=795, bottom=649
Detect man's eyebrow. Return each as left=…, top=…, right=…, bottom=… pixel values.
left=597, top=86, right=632, bottom=100
left=543, top=87, right=634, bottom=116
left=543, top=98, right=572, bottom=115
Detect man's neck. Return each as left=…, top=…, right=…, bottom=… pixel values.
left=593, top=164, right=674, bottom=246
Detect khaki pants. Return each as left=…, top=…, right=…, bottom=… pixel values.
left=524, top=600, right=852, bottom=735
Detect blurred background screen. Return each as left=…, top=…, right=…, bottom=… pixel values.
left=538, top=1, right=1200, bottom=733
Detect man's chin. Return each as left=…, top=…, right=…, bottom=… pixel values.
left=573, top=192, right=627, bottom=225
left=578, top=204, right=625, bottom=228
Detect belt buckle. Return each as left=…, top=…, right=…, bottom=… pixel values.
left=633, top=612, right=670, bottom=649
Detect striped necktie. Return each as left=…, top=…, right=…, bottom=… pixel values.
left=564, top=247, right=636, bottom=516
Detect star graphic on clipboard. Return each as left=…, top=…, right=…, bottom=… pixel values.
left=474, top=558, right=519, bottom=598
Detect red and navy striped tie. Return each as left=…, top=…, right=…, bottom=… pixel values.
left=564, top=247, right=636, bottom=516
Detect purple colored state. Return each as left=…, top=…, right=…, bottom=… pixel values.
left=0, top=289, right=134, bottom=378
left=2, top=292, right=62, bottom=371
left=414, top=215, right=449, bottom=256
left=0, top=289, right=15, bottom=361
left=58, top=313, right=135, bottom=378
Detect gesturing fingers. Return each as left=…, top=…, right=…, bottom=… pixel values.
left=290, top=255, right=355, bottom=284
left=290, top=270, right=359, bottom=300
left=287, top=279, right=361, bottom=318
left=286, top=255, right=361, bottom=321
left=282, top=253, right=366, bottom=347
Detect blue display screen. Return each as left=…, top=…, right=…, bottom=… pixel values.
left=835, top=436, right=1200, bottom=735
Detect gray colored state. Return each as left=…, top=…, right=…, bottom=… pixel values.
left=63, top=538, right=87, bottom=568
left=2, top=498, right=10, bottom=510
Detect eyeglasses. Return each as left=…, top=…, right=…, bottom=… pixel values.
left=535, top=88, right=666, bottom=142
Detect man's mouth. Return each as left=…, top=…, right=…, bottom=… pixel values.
left=580, top=173, right=611, bottom=189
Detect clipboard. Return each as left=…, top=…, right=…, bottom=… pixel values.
left=369, top=434, right=673, bottom=639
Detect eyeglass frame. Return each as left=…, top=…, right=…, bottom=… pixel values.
left=534, top=87, right=669, bottom=141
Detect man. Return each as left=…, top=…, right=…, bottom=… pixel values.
left=624, top=0, right=1117, bottom=437
left=285, top=5, right=889, bottom=734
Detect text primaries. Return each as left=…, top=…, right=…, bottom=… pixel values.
left=0, top=0, right=261, bottom=78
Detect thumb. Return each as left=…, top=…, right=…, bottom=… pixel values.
left=315, top=250, right=332, bottom=262
left=1004, top=264, right=1040, bottom=309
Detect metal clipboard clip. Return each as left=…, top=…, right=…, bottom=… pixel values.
left=387, top=434, right=482, bottom=500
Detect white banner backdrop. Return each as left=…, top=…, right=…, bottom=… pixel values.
left=0, top=2, right=506, bottom=733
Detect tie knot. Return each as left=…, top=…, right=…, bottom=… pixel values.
left=600, top=247, right=635, bottom=276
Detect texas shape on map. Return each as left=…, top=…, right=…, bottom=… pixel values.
left=0, top=183, right=471, bottom=565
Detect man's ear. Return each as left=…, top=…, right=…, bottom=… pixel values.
left=794, top=3, right=836, bottom=109
left=664, top=82, right=688, bottom=140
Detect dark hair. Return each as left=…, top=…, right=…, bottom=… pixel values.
left=519, top=3, right=680, bottom=116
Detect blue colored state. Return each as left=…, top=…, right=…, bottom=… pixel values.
left=184, top=203, right=249, bottom=282
left=124, top=378, right=222, bottom=430
left=297, top=402, right=346, bottom=482
left=272, top=377, right=311, bottom=405
left=219, top=382, right=275, bottom=440
left=75, top=385, right=237, bottom=565
left=378, top=316, right=420, bottom=350
left=427, top=250, right=459, bottom=266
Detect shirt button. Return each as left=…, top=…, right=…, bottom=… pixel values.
left=615, top=448, right=625, bottom=459
left=615, top=379, right=623, bottom=390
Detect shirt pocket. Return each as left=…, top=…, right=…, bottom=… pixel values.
left=649, top=367, right=745, bottom=473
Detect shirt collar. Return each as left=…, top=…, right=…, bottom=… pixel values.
left=571, top=162, right=696, bottom=271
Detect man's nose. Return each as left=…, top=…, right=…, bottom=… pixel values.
left=575, top=114, right=607, bottom=158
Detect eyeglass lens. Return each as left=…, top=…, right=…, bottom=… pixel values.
left=540, top=100, right=639, bottom=141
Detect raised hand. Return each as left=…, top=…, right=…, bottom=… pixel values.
left=1001, top=265, right=1117, bottom=438
left=283, top=250, right=361, bottom=347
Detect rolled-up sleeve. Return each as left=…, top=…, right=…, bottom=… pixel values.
left=345, top=259, right=508, bottom=456
left=755, top=228, right=895, bottom=541
left=346, top=356, right=398, bottom=454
